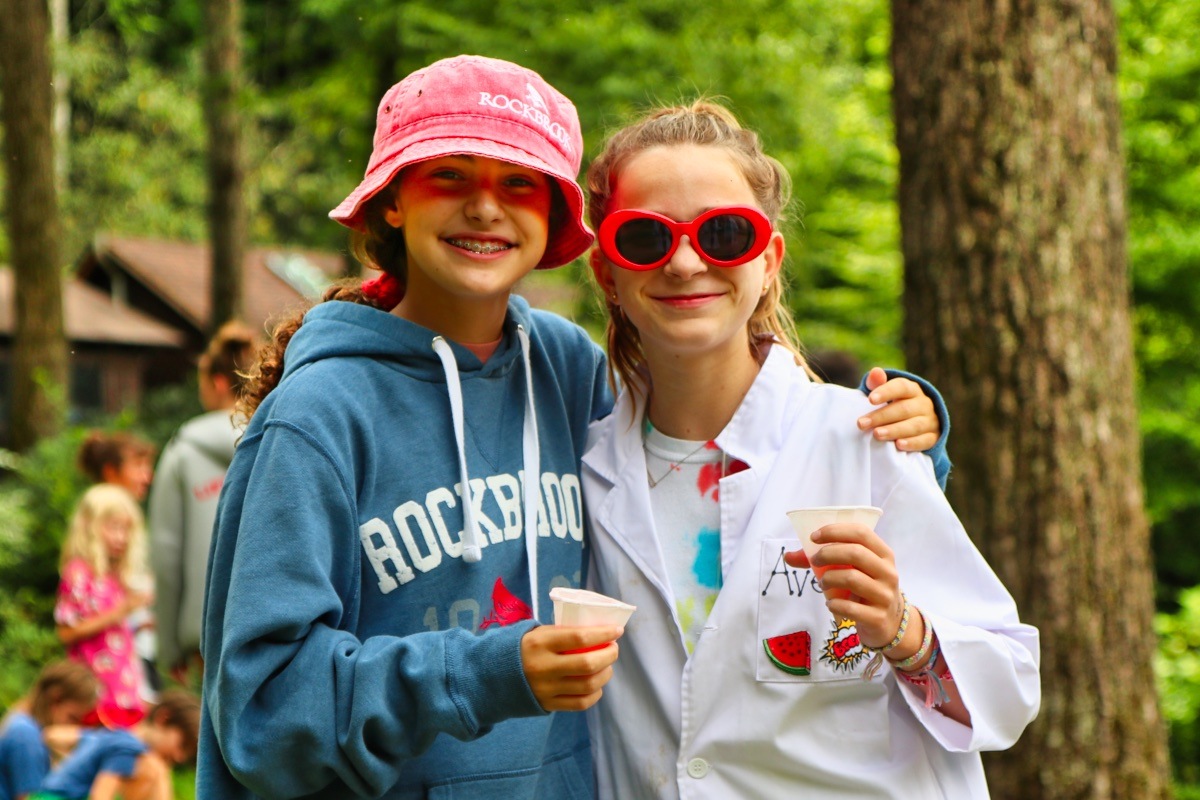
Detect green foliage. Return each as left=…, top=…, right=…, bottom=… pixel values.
left=0, top=382, right=197, bottom=710
left=1157, top=587, right=1200, bottom=787
left=0, top=427, right=93, bottom=602
left=1118, top=0, right=1200, bottom=607
left=174, top=766, right=197, bottom=800
left=0, top=453, right=69, bottom=708
left=0, top=590, right=61, bottom=710
left=2, top=0, right=1200, bottom=786
left=0, top=482, right=48, bottom=710
left=57, top=22, right=207, bottom=263
left=139, top=378, right=205, bottom=450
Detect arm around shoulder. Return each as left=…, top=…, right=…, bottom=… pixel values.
left=859, top=368, right=953, bottom=489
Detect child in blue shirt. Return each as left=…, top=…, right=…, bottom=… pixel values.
left=33, top=690, right=197, bottom=800
left=0, top=662, right=97, bottom=800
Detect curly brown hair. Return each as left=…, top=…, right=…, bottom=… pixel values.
left=237, top=281, right=392, bottom=420
left=238, top=177, right=406, bottom=421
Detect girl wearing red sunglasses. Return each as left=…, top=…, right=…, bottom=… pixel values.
left=581, top=101, right=1040, bottom=799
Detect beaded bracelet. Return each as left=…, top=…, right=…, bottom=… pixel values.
left=890, top=607, right=933, bottom=671
left=860, top=594, right=911, bottom=680
left=881, top=594, right=911, bottom=655
left=896, top=643, right=954, bottom=708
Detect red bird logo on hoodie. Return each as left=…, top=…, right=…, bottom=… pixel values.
left=479, top=577, right=533, bottom=629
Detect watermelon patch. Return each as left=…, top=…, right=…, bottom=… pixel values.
left=763, top=630, right=812, bottom=676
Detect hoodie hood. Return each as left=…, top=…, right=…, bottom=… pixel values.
left=175, top=409, right=240, bottom=467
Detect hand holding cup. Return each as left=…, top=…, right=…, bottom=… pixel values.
left=785, top=506, right=907, bottom=649
left=520, top=589, right=636, bottom=712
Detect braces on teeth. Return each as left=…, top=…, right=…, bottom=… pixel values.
left=448, top=239, right=512, bottom=254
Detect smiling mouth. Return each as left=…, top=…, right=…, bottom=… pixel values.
left=446, top=238, right=514, bottom=255
left=655, top=293, right=722, bottom=302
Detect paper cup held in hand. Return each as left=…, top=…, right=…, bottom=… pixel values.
left=549, top=587, right=636, bottom=628
left=786, top=506, right=883, bottom=561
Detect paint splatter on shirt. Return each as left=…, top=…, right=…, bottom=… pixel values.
left=643, top=420, right=741, bottom=653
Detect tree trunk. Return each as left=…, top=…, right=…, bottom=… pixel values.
left=0, top=0, right=69, bottom=451
left=892, top=1, right=1170, bottom=797
left=201, top=0, right=246, bottom=333
left=50, top=0, right=69, bottom=190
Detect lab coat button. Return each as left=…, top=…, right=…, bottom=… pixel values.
left=687, top=758, right=710, bottom=778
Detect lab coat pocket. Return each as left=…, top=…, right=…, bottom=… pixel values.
left=755, top=539, right=872, bottom=683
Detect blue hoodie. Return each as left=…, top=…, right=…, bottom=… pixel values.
left=199, top=296, right=611, bottom=799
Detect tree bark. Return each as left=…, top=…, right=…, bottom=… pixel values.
left=50, top=0, right=69, bottom=190
left=0, top=0, right=69, bottom=451
left=201, top=0, right=246, bottom=333
left=892, top=1, right=1170, bottom=797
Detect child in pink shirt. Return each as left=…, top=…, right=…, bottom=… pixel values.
left=55, top=484, right=154, bottom=728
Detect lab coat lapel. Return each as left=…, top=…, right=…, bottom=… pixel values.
left=582, top=396, right=676, bottom=605
left=711, top=346, right=806, bottom=563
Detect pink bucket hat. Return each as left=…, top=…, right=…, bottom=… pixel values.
left=329, top=55, right=593, bottom=269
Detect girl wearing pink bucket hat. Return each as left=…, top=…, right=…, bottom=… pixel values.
left=199, top=55, right=620, bottom=800
left=198, top=55, right=946, bottom=800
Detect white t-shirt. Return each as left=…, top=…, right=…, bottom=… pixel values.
left=642, top=420, right=731, bottom=652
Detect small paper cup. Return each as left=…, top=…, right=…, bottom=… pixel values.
left=549, top=587, right=636, bottom=628
left=786, top=506, right=883, bottom=599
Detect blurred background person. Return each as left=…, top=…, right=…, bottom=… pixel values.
left=148, top=321, right=258, bottom=686
left=33, top=689, right=200, bottom=800
left=76, top=432, right=159, bottom=704
left=0, top=661, right=98, bottom=800
left=76, top=432, right=155, bottom=504
left=54, top=486, right=152, bottom=729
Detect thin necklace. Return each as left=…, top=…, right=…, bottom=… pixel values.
left=645, top=439, right=716, bottom=489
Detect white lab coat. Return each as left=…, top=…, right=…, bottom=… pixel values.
left=581, top=345, right=1040, bottom=799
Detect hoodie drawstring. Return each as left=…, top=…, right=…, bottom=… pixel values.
left=432, top=331, right=542, bottom=622
left=517, top=325, right=542, bottom=623
left=432, top=337, right=483, bottom=564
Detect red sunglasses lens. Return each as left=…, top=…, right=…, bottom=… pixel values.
left=613, top=212, right=760, bottom=266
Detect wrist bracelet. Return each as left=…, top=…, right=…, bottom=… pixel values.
left=890, top=607, right=933, bottom=671
left=896, top=643, right=954, bottom=708
left=881, top=593, right=910, bottom=654
left=860, top=593, right=911, bottom=681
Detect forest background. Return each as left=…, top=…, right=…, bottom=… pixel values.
left=0, top=0, right=1197, bottom=795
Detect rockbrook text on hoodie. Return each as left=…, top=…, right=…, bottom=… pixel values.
left=360, top=469, right=582, bottom=593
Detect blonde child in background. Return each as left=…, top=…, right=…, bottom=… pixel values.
left=55, top=485, right=153, bottom=729
left=582, top=100, right=1040, bottom=798
left=76, top=432, right=159, bottom=705
left=0, top=662, right=99, bottom=800
left=149, top=321, right=259, bottom=686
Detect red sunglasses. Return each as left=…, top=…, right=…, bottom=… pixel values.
left=598, top=206, right=773, bottom=271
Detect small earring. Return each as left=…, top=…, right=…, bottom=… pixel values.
left=761, top=284, right=770, bottom=296
left=610, top=292, right=619, bottom=305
